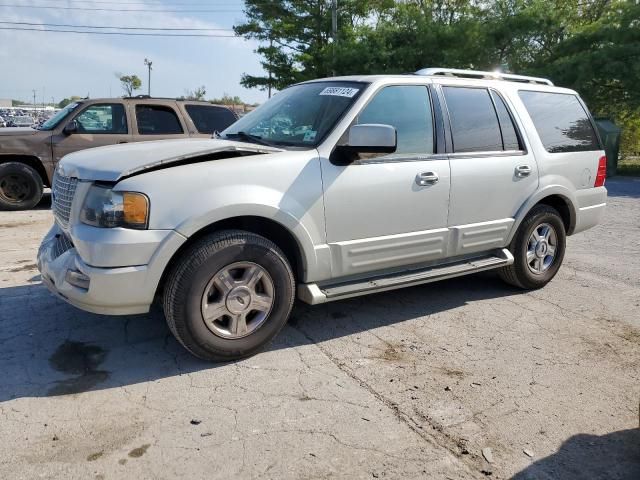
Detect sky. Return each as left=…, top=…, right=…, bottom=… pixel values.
left=0, top=0, right=268, bottom=104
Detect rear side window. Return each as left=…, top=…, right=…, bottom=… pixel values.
left=185, top=105, right=237, bottom=134
left=443, top=87, right=503, bottom=153
left=136, top=105, right=183, bottom=135
left=518, top=91, right=599, bottom=153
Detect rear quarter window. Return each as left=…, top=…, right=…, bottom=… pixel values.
left=185, top=105, right=237, bottom=134
left=518, top=91, right=600, bottom=153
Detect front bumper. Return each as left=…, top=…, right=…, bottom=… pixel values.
left=37, top=223, right=186, bottom=315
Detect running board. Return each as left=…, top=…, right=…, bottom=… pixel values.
left=298, top=248, right=513, bottom=305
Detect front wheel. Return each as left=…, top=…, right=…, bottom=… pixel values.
left=0, top=162, right=44, bottom=211
left=499, top=205, right=566, bottom=289
left=163, top=230, right=295, bottom=361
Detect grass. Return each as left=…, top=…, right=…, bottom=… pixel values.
left=617, top=156, right=640, bottom=176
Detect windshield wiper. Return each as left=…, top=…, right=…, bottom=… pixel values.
left=223, top=131, right=278, bottom=147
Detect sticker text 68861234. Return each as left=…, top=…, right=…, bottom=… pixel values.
left=319, top=87, right=360, bottom=98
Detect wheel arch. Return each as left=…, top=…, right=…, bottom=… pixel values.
left=155, top=215, right=309, bottom=301
left=509, top=187, right=577, bottom=243
left=0, top=155, right=50, bottom=187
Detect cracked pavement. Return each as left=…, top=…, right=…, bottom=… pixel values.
left=1, top=178, right=639, bottom=479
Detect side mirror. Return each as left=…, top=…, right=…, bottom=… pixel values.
left=345, top=124, right=397, bottom=153
left=63, top=120, right=78, bottom=135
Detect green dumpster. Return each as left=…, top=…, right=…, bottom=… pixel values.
left=594, top=118, right=621, bottom=177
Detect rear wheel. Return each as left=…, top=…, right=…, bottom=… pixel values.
left=0, top=162, right=44, bottom=211
left=499, top=205, right=566, bottom=289
left=163, top=230, right=295, bottom=361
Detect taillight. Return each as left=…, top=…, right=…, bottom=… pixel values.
left=594, top=155, right=607, bottom=187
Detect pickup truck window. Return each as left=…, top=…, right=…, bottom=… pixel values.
left=185, top=105, right=237, bottom=134
left=356, top=85, right=434, bottom=155
left=75, top=104, right=127, bottom=134
left=443, top=86, right=503, bottom=153
left=222, top=81, right=365, bottom=147
left=136, top=105, right=183, bottom=135
left=518, top=91, right=599, bottom=153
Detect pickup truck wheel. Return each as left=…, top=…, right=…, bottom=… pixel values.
left=0, top=162, right=44, bottom=211
left=499, top=205, right=566, bottom=289
left=163, top=230, right=295, bottom=361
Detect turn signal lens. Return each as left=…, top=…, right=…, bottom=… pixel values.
left=594, top=155, right=607, bottom=187
left=123, top=192, right=149, bottom=228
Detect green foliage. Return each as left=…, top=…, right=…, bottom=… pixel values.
left=119, top=74, right=142, bottom=97
left=57, top=96, right=83, bottom=108
left=235, top=0, right=640, bottom=158
left=210, top=93, right=246, bottom=106
left=185, top=86, right=207, bottom=101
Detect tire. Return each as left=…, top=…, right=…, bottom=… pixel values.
left=163, top=230, right=295, bottom=361
left=0, top=162, right=44, bottom=211
left=499, top=205, right=566, bottom=289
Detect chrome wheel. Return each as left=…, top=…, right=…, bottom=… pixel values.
left=200, top=262, right=275, bottom=339
left=526, top=222, right=557, bottom=275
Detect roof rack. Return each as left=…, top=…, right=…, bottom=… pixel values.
left=415, top=68, right=553, bottom=86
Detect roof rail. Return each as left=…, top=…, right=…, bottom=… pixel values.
left=415, top=68, right=553, bottom=86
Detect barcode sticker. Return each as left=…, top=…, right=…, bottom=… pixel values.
left=319, top=87, right=359, bottom=98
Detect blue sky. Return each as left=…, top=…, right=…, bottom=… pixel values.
left=0, top=0, right=268, bottom=104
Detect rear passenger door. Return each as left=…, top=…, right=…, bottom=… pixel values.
left=132, top=102, right=188, bottom=141
left=437, top=84, right=538, bottom=256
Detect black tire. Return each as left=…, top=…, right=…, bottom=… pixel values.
left=499, top=205, right=566, bottom=289
left=163, top=230, right=295, bottom=361
left=0, top=162, right=44, bottom=211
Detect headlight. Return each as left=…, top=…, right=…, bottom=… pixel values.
left=80, top=184, right=149, bottom=229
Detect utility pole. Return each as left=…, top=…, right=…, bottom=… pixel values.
left=144, top=58, right=153, bottom=96
left=32, top=89, right=36, bottom=110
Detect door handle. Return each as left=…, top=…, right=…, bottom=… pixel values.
left=118, top=141, right=128, bottom=144
left=515, top=165, right=532, bottom=177
left=416, top=172, right=439, bottom=186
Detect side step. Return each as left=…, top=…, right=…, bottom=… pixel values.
left=298, top=248, right=514, bottom=305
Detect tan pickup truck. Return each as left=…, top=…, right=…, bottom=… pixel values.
left=0, top=97, right=238, bottom=210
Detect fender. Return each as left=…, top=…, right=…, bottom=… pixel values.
left=508, top=183, right=578, bottom=243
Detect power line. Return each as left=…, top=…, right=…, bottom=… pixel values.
left=0, top=26, right=239, bottom=37
left=0, top=21, right=235, bottom=31
left=0, top=4, right=242, bottom=13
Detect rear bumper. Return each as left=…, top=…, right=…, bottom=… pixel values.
left=37, top=223, right=186, bottom=315
left=573, top=186, right=607, bottom=234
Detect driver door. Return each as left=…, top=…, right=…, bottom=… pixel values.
left=52, top=102, right=131, bottom=163
left=321, top=85, right=451, bottom=278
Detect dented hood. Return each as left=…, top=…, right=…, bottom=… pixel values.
left=57, top=138, right=284, bottom=182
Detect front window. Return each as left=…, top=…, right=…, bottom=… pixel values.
left=221, top=81, right=366, bottom=147
left=75, top=103, right=127, bottom=134
left=39, top=102, right=80, bottom=131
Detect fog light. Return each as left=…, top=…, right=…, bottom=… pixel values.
left=65, top=269, right=90, bottom=290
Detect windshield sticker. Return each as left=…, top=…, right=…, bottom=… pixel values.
left=303, top=130, right=317, bottom=142
left=319, top=87, right=359, bottom=98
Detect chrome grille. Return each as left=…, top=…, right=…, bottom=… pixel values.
left=52, top=173, right=78, bottom=228
left=52, top=232, right=74, bottom=259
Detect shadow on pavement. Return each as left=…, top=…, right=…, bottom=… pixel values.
left=0, top=272, right=522, bottom=402
left=512, top=428, right=640, bottom=480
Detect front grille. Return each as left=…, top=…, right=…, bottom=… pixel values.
left=52, top=173, right=78, bottom=228
left=52, top=232, right=74, bottom=259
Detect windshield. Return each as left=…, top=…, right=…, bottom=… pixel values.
left=221, top=81, right=366, bottom=147
left=39, top=102, right=80, bottom=131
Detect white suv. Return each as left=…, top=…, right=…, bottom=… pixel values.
left=37, top=68, right=607, bottom=361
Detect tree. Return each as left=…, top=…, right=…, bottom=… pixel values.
left=119, top=74, right=142, bottom=97
left=185, top=85, right=207, bottom=100
left=57, top=96, right=83, bottom=108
